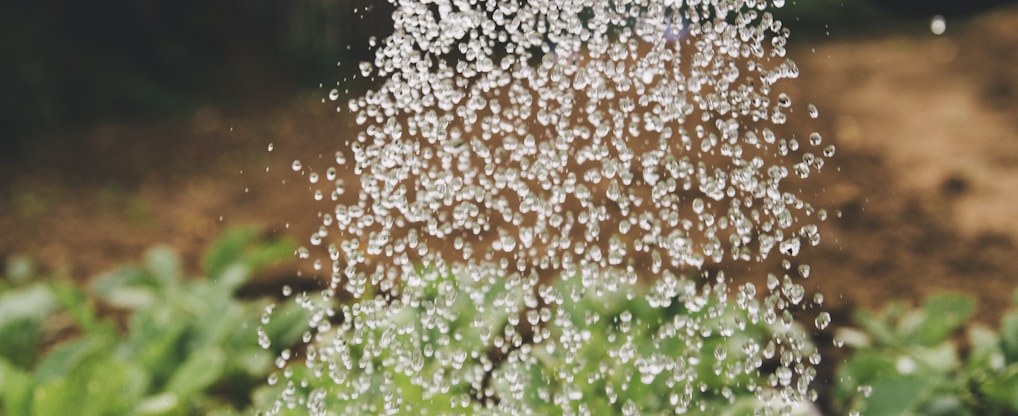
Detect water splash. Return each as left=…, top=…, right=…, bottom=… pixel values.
left=264, top=1, right=832, bottom=414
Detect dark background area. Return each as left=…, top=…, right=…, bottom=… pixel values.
left=1, top=0, right=1013, bottom=156
left=0, top=0, right=395, bottom=152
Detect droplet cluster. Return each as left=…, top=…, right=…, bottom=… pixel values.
left=264, top=1, right=832, bottom=414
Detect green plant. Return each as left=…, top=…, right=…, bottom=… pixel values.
left=253, top=268, right=821, bottom=415
left=0, top=228, right=310, bottom=416
left=834, top=290, right=1018, bottom=416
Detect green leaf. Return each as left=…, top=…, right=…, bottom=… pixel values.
left=231, top=348, right=273, bottom=377
left=202, top=227, right=295, bottom=292
left=32, top=353, right=146, bottom=416
left=967, top=325, right=1003, bottom=373
left=3, top=255, right=36, bottom=284
left=917, top=395, right=974, bottom=416
left=0, top=357, right=34, bottom=416
left=1000, top=311, right=1018, bottom=363
left=910, top=343, right=959, bottom=374
left=189, top=296, right=247, bottom=351
left=0, top=284, right=57, bottom=328
left=121, top=310, right=189, bottom=386
left=134, top=392, right=185, bottom=416
left=0, top=318, right=47, bottom=369
left=858, top=374, right=928, bottom=416
left=0, top=284, right=57, bottom=367
left=93, top=265, right=162, bottom=308
left=213, top=263, right=251, bottom=293
left=165, top=346, right=227, bottom=398
left=145, top=246, right=183, bottom=287
left=834, top=350, right=896, bottom=402
left=258, top=301, right=313, bottom=351
left=853, top=303, right=905, bottom=347
left=202, top=227, right=259, bottom=279
left=980, top=366, right=1018, bottom=411
left=49, top=280, right=107, bottom=334
left=909, top=294, right=975, bottom=346
left=34, top=335, right=112, bottom=383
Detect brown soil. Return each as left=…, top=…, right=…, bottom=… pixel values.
left=2, top=4, right=1018, bottom=403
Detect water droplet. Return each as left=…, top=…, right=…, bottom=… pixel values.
left=833, top=336, right=845, bottom=348
left=809, top=132, right=822, bottom=146
left=291, top=160, right=302, bottom=172
left=777, top=93, right=792, bottom=108
left=807, top=104, right=819, bottom=119
left=267, top=143, right=274, bottom=152
left=814, top=312, right=831, bottom=330
left=930, top=15, right=946, bottom=35
left=273, top=2, right=835, bottom=413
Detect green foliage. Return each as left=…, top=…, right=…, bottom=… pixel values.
left=9, top=228, right=1018, bottom=416
left=252, top=270, right=819, bottom=415
left=834, top=291, right=1018, bottom=415
left=0, top=228, right=308, bottom=416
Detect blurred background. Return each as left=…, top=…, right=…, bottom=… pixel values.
left=2, top=0, right=1018, bottom=323
left=2, top=1, right=1018, bottom=413
left=2, top=0, right=1011, bottom=149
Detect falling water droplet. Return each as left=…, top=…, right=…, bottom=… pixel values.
left=930, top=15, right=946, bottom=36
left=814, top=312, right=831, bottom=330
left=809, top=132, right=822, bottom=146
left=271, top=1, right=836, bottom=414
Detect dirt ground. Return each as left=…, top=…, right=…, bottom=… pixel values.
left=2, top=3, right=1018, bottom=382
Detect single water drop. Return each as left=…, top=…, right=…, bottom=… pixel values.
left=809, top=132, right=822, bottom=146
left=814, top=312, right=831, bottom=330
left=823, top=145, right=836, bottom=158
left=930, top=15, right=946, bottom=35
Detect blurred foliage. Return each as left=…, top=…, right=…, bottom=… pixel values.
left=0, top=227, right=310, bottom=415
left=6, top=227, right=1018, bottom=414
left=834, top=291, right=1018, bottom=415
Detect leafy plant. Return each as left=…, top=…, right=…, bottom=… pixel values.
left=834, top=291, right=1018, bottom=416
left=252, top=268, right=821, bottom=415
left=0, top=228, right=310, bottom=416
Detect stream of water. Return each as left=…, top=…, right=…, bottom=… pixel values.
left=265, top=1, right=833, bottom=414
